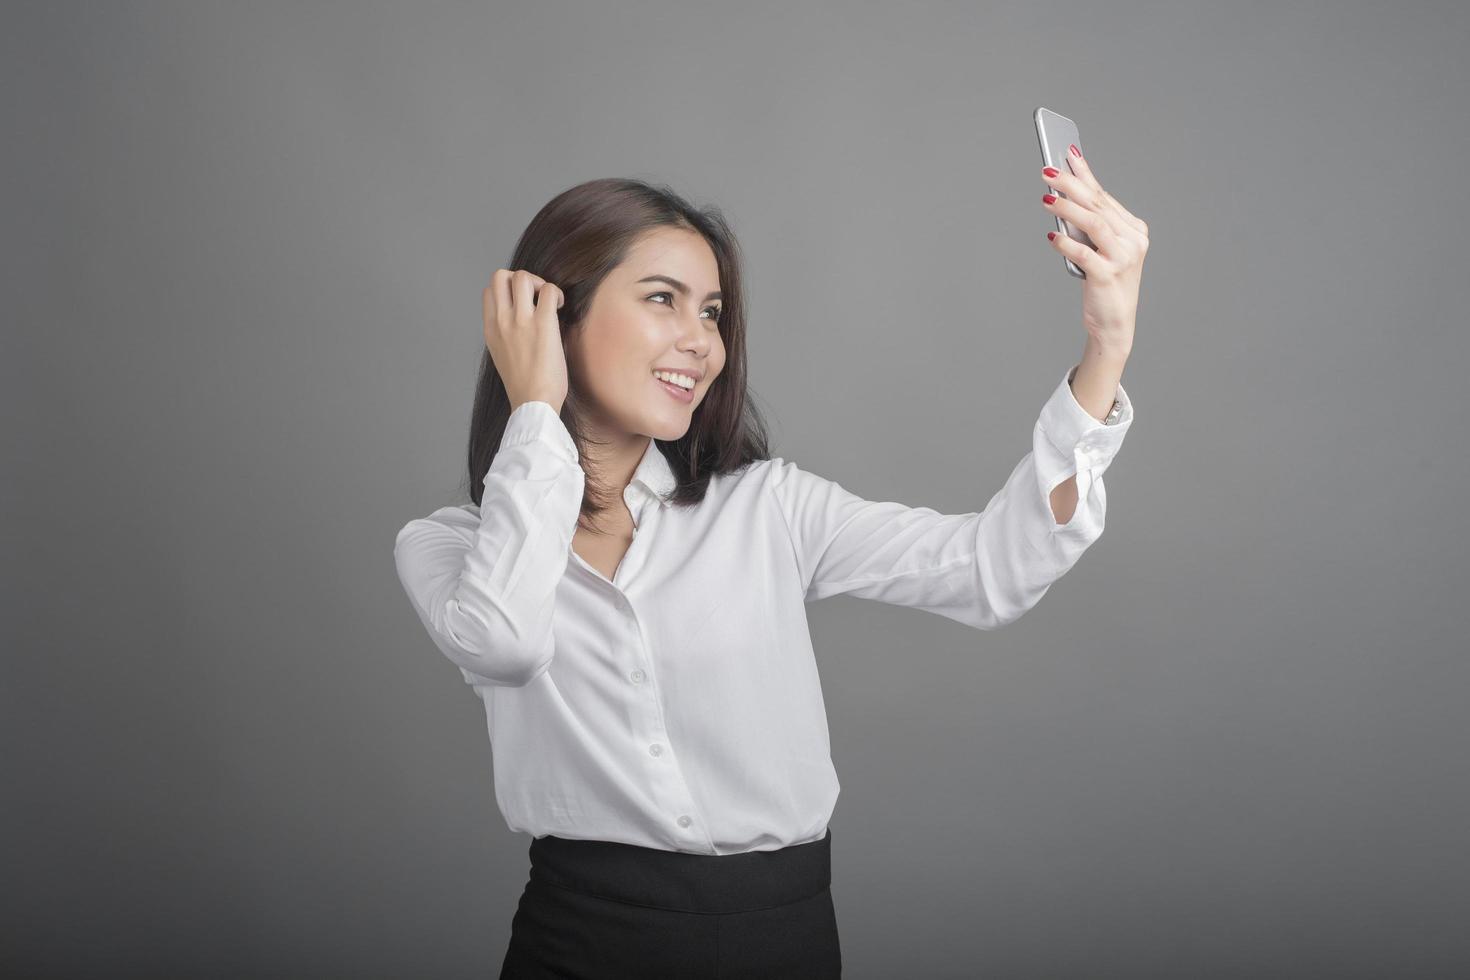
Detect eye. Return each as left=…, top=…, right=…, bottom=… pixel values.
left=648, top=291, right=723, bottom=323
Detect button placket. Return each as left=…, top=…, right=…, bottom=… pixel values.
left=622, top=609, right=707, bottom=848
left=621, top=596, right=657, bottom=708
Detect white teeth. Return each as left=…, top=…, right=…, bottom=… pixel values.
left=653, top=370, right=696, bottom=390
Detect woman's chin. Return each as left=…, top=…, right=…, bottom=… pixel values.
left=642, top=403, right=695, bottom=437
left=646, top=418, right=692, bottom=441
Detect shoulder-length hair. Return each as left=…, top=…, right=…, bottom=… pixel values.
left=465, top=177, right=773, bottom=534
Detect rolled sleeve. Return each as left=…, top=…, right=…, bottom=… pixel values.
left=1032, top=363, right=1134, bottom=543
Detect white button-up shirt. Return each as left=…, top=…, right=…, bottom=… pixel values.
left=393, top=365, right=1134, bottom=855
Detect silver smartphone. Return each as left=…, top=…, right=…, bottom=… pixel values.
left=1033, top=107, right=1092, bottom=279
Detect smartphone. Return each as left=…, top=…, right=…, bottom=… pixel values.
left=1033, top=107, right=1091, bottom=279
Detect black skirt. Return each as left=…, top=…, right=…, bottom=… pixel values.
left=499, top=826, right=841, bottom=979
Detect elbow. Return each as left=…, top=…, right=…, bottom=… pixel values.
left=393, top=531, right=558, bottom=688
left=965, top=569, right=1043, bottom=631
left=487, top=648, right=554, bottom=687
left=977, top=582, right=1055, bottom=631
left=973, top=606, right=1024, bottom=632
left=992, top=605, right=1031, bottom=630
left=956, top=601, right=1014, bottom=632
left=434, top=598, right=556, bottom=687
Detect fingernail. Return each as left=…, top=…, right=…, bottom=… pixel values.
left=1047, top=231, right=1057, bottom=241
left=1042, top=166, right=1059, bottom=178
left=1042, top=193, right=1057, bottom=204
left=1069, top=144, right=1081, bottom=158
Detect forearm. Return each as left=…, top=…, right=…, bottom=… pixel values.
left=1070, top=334, right=1130, bottom=422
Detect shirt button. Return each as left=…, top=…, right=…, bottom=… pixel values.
left=629, top=669, right=645, bottom=683
left=677, top=815, right=692, bottom=828
left=648, top=743, right=663, bottom=756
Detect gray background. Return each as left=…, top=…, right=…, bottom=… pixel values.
left=6, top=1, right=1468, bottom=977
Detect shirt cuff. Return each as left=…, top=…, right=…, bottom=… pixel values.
left=1039, top=364, right=1133, bottom=460
left=498, top=400, right=579, bottom=464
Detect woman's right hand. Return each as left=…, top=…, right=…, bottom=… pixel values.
left=483, top=269, right=569, bottom=414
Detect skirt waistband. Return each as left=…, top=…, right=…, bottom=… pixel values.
left=526, top=827, right=832, bottom=914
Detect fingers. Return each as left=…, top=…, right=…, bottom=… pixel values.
left=486, top=269, right=563, bottom=336
left=510, top=270, right=540, bottom=323
left=487, top=269, right=558, bottom=321
left=487, top=269, right=523, bottom=328
left=535, top=281, right=564, bottom=332
left=1037, top=149, right=1149, bottom=274
left=1043, top=192, right=1126, bottom=258
left=1043, top=170, right=1125, bottom=238
left=1041, top=164, right=1146, bottom=256
left=1062, top=145, right=1103, bottom=194
left=1047, top=227, right=1100, bottom=277
left=1054, top=148, right=1148, bottom=235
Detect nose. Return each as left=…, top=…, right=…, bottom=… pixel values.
left=677, top=314, right=715, bottom=350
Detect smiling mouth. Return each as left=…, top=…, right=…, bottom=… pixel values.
left=654, top=376, right=694, bottom=402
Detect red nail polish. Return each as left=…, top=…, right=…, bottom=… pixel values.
left=1047, top=231, right=1057, bottom=241
left=1042, top=166, right=1059, bottom=178
left=1042, top=193, right=1057, bottom=204
left=1069, top=144, right=1081, bottom=158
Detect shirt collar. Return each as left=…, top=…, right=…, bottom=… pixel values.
left=629, top=438, right=677, bottom=507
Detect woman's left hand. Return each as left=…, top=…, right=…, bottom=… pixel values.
left=1041, top=146, right=1149, bottom=356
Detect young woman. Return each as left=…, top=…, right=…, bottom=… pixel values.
left=394, top=167, right=1147, bottom=977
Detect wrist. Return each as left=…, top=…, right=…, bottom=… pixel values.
left=1082, top=335, right=1132, bottom=366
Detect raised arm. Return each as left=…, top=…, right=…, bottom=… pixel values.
left=393, top=400, right=585, bottom=686
left=769, top=365, right=1133, bottom=630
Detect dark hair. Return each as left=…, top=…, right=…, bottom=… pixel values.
left=465, top=177, right=773, bottom=535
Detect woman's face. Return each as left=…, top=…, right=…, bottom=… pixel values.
left=566, top=226, right=726, bottom=443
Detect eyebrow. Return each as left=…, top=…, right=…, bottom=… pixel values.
left=636, top=275, right=722, bottom=302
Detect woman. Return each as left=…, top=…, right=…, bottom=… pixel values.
left=393, top=167, right=1147, bottom=977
